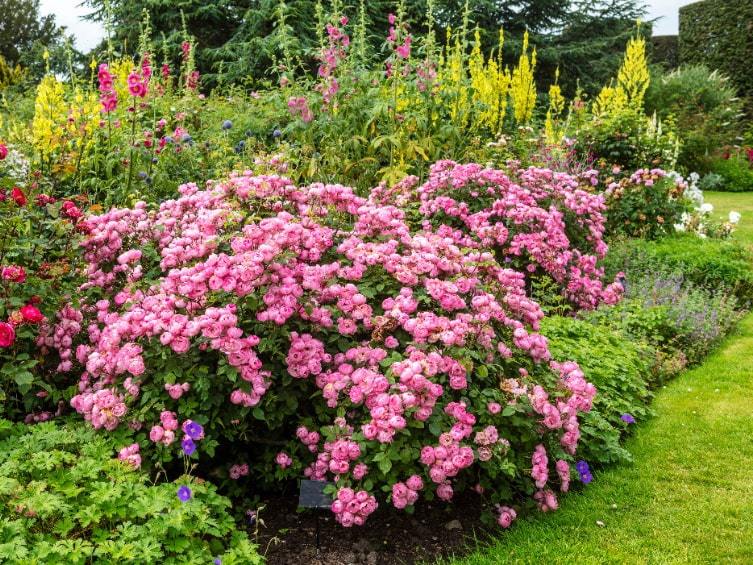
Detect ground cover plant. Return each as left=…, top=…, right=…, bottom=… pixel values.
left=0, top=418, right=261, bottom=564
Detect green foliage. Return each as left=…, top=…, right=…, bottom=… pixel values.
left=540, top=315, right=653, bottom=465
left=0, top=419, right=261, bottom=564
left=708, top=156, right=753, bottom=193
left=678, top=0, right=753, bottom=116
left=0, top=0, right=67, bottom=67
left=645, top=65, right=743, bottom=173
left=604, top=234, right=753, bottom=305
left=650, top=35, right=678, bottom=69
left=575, top=106, right=678, bottom=174
left=603, top=174, right=689, bottom=239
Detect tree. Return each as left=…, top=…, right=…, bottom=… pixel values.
left=0, top=0, right=67, bottom=66
left=82, top=0, right=647, bottom=95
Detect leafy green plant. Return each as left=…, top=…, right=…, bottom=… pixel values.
left=0, top=419, right=261, bottom=564
left=603, top=170, right=690, bottom=239
left=540, top=315, right=653, bottom=466
left=604, top=235, right=753, bottom=304
left=708, top=155, right=753, bottom=192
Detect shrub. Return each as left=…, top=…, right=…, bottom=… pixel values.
left=708, top=155, right=753, bottom=192
left=539, top=316, right=653, bottom=466
left=42, top=163, right=625, bottom=528
left=604, top=235, right=753, bottom=305
left=603, top=168, right=690, bottom=239
left=0, top=145, right=85, bottom=421
left=645, top=65, right=743, bottom=173
left=0, top=419, right=261, bottom=564
left=574, top=108, right=679, bottom=175
left=679, top=0, right=753, bottom=115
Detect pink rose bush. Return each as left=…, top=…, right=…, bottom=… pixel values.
left=51, top=163, right=610, bottom=526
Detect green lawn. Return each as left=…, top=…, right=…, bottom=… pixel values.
left=706, top=191, right=753, bottom=244
left=449, top=192, right=753, bottom=565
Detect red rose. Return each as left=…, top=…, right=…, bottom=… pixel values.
left=20, top=304, right=44, bottom=324
left=0, top=322, right=15, bottom=348
left=1, top=265, right=26, bottom=283
left=0, top=143, right=7, bottom=160
left=11, top=187, right=27, bottom=206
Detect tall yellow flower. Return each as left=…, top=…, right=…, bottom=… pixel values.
left=544, top=67, right=566, bottom=143
left=617, top=34, right=650, bottom=110
left=31, top=75, right=68, bottom=158
left=469, top=28, right=510, bottom=133
left=510, top=31, right=537, bottom=124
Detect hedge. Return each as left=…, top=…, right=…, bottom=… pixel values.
left=678, top=0, right=753, bottom=114
left=650, top=35, right=679, bottom=69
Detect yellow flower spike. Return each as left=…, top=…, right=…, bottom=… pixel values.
left=510, top=31, right=537, bottom=124
left=545, top=67, right=566, bottom=144
left=617, top=34, right=650, bottom=110
left=31, top=75, right=68, bottom=159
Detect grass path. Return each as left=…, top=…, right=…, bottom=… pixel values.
left=452, top=192, right=753, bottom=564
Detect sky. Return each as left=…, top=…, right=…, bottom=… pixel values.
left=39, top=0, right=689, bottom=52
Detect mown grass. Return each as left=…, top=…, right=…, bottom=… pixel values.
left=448, top=192, right=753, bottom=564
left=706, top=191, right=753, bottom=245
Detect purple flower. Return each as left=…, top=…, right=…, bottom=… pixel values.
left=620, top=413, right=636, bottom=424
left=214, top=559, right=222, bottom=565
left=575, top=460, right=590, bottom=474
left=182, top=437, right=196, bottom=456
left=184, top=421, right=204, bottom=440
left=177, top=485, right=192, bottom=502
left=580, top=472, right=593, bottom=484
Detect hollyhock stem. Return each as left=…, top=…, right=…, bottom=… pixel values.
left=126, top=96, right=137, bottom=196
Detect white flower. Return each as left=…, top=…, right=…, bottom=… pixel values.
left=729, top=211, right=741, bottom=224
left=674, top=223, right=686, bottom=232
left=700, top=203, right=714, bottom=214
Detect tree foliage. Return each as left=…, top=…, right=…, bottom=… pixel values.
left=84, top=0, right=646, bottom=94
left=0, top=0, right=67, bottom=66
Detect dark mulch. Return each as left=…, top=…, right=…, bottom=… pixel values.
left=254, top=491, right=495, bottom=565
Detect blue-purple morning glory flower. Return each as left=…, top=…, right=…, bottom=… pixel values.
left=177, top=485, right=192, bottom=502
left=214, top=559, right=222, bottom=565
left=580, top=471, right=593, bottom=484
left=181, top=437, right=196, bottom=456
left=184, top=421, right=204, bottom=440
left=575, top=460, right=590, bottom=475
left=621, top=413, right=636, bottom=424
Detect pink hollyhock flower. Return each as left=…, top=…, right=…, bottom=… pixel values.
left=0, top=143, right=7, bottom=160
left=61, top=201, right=82, bottom=219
